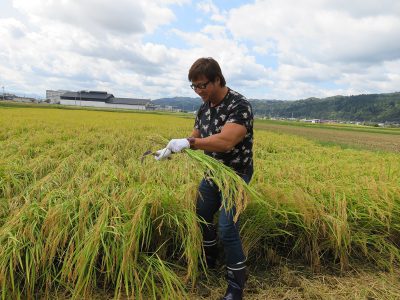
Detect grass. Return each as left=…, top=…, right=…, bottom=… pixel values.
left=255, top=119, right=400, bottom=135
left=0, top=100, right=191, bottom=118
left=255, top=120, right=400, bottom=152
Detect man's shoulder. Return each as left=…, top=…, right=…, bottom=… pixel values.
left=228, top=88, right=245, bottom=100
left=227, top=88, right=250, bottom=104
left=226, top=88, right=252, bottom=109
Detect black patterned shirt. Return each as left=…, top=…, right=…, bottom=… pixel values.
left=194, top=88, right=253, bottom=174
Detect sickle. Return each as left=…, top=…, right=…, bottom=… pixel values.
left=140, top=149, right=172, bottom=163
left=140, top=150, right=155, bottom=164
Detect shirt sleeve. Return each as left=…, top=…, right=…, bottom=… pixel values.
left=226, top=99, right=253, bottom=130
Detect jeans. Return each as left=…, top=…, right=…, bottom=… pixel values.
left=196, top=165, right=253, bottom=267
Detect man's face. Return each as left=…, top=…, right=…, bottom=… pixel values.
left=190, top=75, right=218, bottom=103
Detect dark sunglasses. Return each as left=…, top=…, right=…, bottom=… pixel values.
left=190, top=81, right=211, bottom=90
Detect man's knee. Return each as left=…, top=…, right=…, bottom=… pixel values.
left=218, top=223, right=238, bottom=243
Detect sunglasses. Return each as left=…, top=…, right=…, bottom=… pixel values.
left=190, top=81, right=211, bottom=90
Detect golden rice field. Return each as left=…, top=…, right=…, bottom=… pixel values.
left=1, top=104, right=400, bottom=299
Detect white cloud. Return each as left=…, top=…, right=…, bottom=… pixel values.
left=228, top=1, right=400, bottom=64
left=1, top=0, right=188, bottom=98
left=224, top=0, right=400, bottom=98
left=197, top=0, right=227, bottom=23
left=12, top=0, right=177, bottom=36
left=0, top=0, right=399, bottom=100
left=197, top=0, right=219, bottom=14
left=324, top=0, right=400, bottom=18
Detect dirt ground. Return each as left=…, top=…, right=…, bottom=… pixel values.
left=189, top=261, right=400, bottom=300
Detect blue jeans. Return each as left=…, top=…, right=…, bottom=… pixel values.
left=196, top=166, right=253, bottom=267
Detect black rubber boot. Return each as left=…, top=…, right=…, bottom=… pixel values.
left=222, top=264, right=247, bottom=300
left=196, top=240, right=219, bottom=297
left=203, top=240, right=218, bottom=269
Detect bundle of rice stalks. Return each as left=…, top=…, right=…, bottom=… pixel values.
left=146, top=134, right=265, bottom=222
left=184, top=149, right=262, bottom=222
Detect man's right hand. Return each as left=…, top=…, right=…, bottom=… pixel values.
left=154, top=148, right=172, bottom=161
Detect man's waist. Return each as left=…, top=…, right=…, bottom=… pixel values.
left=204, top=153, right=253, bottom=173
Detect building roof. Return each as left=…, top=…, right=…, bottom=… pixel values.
left=59, top=90, right=150, bottom=106
left=107, top=97, right=150, bottom=105
left=61, top=91, right=114, bottom=101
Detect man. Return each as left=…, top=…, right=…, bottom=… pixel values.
left=155, top=57, right=253, bottom=300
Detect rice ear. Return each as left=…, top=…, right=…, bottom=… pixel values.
left=184, top=149, right=261, bottom=221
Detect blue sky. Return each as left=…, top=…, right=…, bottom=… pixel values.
left=1, top=0, right=399, bottom=100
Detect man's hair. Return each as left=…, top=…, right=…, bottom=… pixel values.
left=188, top=57, right=226, bottom=87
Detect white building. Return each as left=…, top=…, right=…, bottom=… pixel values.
left=59, top=91, right=150, bottom=110
left=302, top=119, right=321, bottom=123
left=46, top=90, right=70, bottom=104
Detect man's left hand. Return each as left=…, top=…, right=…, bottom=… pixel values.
left=154, top=148, right=172, bottom=160
left=167, top=138, right=190, bottom=153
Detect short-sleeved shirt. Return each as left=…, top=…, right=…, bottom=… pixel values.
left=194, top=88, right=253, bottom=174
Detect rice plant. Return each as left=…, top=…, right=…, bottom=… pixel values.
left=0, top=106, right=399, bottom=299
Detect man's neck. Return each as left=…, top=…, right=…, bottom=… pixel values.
left=210, top=86, right=228, bottom=107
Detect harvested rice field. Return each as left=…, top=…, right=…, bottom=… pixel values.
left=255, top=120, right=400, bottom=152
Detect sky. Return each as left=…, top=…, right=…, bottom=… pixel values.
left=1, top=0, right=400, bottom=100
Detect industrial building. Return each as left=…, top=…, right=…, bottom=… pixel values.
left=46, top=90, right=69, bottom=103
left=46, top=90, right=151, bottom=110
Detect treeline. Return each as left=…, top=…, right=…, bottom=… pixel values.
left=250, top=92, right=400, bottom=122
left=153, top=92, right=400, bottom=122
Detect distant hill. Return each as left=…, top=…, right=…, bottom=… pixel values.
left=152, top=97, right=202, bottom=112
left=250, top=92, right=400, bottom=122
left=152, top=92, right=400, bottom=122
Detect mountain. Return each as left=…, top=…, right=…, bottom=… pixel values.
left=152, top=97, right=202, bottom=112
left=250, top=92, right=400, bottom=122
left=4, top=90, right=44, bottom=99
left=152, top=92, right=400, bottom=122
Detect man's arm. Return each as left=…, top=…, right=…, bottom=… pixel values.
left=158, top=124, right=245, bottom=157
left=191, top=123, right=246, bottom=152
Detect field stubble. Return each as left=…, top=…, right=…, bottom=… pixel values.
left=255, top=122, right=400, bottom=152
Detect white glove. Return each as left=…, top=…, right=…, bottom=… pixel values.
left=154, top=148, right=172, bottom=161
left=166, top=138, right=190, bottom=153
